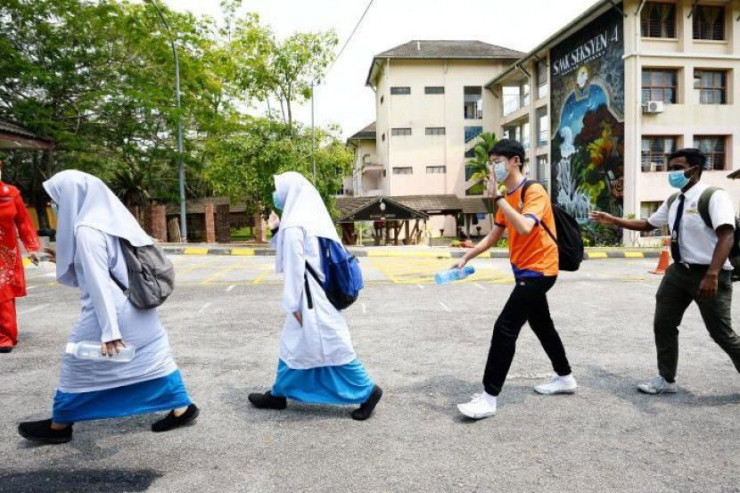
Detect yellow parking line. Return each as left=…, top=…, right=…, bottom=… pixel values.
left=587, top=252, right=608, bottom=259
left=179, top=259, right=219, bottom=275
left=231, top=248, right=255, bottom=256
left=366, top=250, right=451, bottom=259
left=184, top=247, right=209, bottom=255
left=252, top=269, right=272, bottom=285
left=202, top=263, right=249, bottom=285
left=624, top=252, right=644, bottom=258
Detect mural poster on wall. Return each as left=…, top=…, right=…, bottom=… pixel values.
left=550, top=7, right=625, bottom=229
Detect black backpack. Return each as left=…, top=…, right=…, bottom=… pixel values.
left=521, top=181, right=584, bottom=272
left=110, top=239, right=175, bottom=309
left=666, top=186, right=740, bottom=282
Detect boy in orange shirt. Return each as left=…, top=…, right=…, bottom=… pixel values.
left=456, top=139, right=576, bottom=419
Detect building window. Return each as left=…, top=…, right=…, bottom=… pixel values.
left=641, top=2, right=676, bottom=38
left=425, top=127, right=445, bottom=136
left=640, top=202, right=666, bottom=237
left=641, top=136, right=677, bottom=172
left=692, top=5, right=725, bottom=41
left=391, top=128, right=412, bottom=136
left=695, top=70, right=726, bottom=104
left=464, top=126, right=483, bottom=144
left=536, top=107, right=549, bottom=147
left=642, top=69, right=678, bottom=103
left=536, top=60, right=549, bottom=99
left=390, top=86, right=411, bottom=95
left=536, top=155, right=549, bottom=188
left=392, top=167, right=413, bottom=175
left=425, top=86, right=444, bottom=94
left=502, top=83, right=529, bottom=116
left=426, top=166, right=446, bottom=174
left=694, top=136, right=727, bottom=170
left=464, top=86, right=483, bottom=119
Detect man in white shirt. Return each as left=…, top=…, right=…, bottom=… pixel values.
left=590, top=148, right=739, bottom=394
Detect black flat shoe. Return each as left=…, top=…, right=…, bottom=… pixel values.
left=248, top=391, right=287, bottom=410
left=351, top=385, right=383, bottom=421
left=152, top=404, right=199, bottom=433
left=18, top=419, right=73, bottom=444
left=0, top=347, right=13, bottom=353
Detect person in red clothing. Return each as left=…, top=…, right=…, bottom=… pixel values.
left=0, top=160, right=41, bottom=353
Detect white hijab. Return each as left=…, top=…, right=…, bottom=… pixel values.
left=273, top=172, right=340, bottom=273
left=43, top=170, right=153, bottom=287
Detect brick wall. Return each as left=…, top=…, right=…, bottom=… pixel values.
left=204, top=202, right=216, bottom=244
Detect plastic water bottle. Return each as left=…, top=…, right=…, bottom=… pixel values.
left=434, top=266, right=475, bottom=285
left=65, top=341, right=136, bottom=363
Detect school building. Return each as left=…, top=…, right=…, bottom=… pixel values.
left=343, top=0, right=740, bottom=245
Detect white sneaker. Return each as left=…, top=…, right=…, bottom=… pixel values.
left=534, top=374, right=577, bottom=395
left=457, top=393, right=497, bottom=419
left=637, top=376, right=677, bottom=395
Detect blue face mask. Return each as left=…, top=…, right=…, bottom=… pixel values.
left=494, top=160, right=509, bottom=182
left=272, top=191, right=284, bottom=211
left=50, top=202, right=59, bottom=215
left=668, top=169, right=691, bottom=189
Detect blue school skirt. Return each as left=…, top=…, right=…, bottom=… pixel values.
left=52, top=369, right=192, bottom=424
left=271, top=359, right=375, bottom=405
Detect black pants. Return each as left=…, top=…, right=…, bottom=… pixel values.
left=483, top=276, right=572, bottom=396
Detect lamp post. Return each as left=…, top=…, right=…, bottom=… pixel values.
left=144, top=0, right=187, bottom=242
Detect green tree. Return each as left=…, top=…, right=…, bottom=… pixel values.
left=203, top=118, right=351, bottom=218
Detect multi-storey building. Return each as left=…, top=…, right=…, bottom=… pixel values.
left=486, top=0, right=740, bottom=244
left=344, top=40, right=523, bottom=239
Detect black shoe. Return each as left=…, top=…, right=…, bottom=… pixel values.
left=351, top=385, right=383, bottom=421
left=0, top=347, right=12, bottom=353
left=151, top=404, right=199, bottom=433
left=248, top=391, right=287, bottom=410
left=18, top=419, right=73, bottom=444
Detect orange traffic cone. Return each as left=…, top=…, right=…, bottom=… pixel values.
left=650, top=238, right=671, bottom=275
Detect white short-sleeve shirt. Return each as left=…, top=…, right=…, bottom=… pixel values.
left=648, top=183, right=736, bottom=269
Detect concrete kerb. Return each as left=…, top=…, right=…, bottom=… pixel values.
left=160, top=245, right=661, bottom=260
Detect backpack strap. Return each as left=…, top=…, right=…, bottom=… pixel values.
left=665, top=192, right=679, bottom=212
left=304, top=262, right=323, bottom=310
left=697, top=186, right=720, bottom=230
left=520, top=180, right=557, bottom=243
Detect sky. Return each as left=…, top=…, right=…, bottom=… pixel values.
left=156, top=0, right=599, bottom=139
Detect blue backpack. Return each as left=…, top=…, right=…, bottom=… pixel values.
left=305, top=237, right=363, bottom=310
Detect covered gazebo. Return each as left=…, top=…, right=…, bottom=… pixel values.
left=336, top=196, right=429, bottom=245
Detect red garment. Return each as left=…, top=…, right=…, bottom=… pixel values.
left=0, top=183, right=39, bottom=301
left=0, top=298, right=17, bottom=347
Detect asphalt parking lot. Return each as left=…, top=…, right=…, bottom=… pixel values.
left=0, top=256, right=738, bottom=492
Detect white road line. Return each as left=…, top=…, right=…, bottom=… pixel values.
left=474, top=283, right=486, bottom=291
left=417, top=283, right=425, bottom=289
left=19, top=304, right=48, bottom=316
left=226, top=285, right=235, bottom=292
left=361, top=303, right=367, bottom=314
left=198, top=302, right=212, bottom=314
left=27, top=286, right=38, bottom=291
left=439, top=302, right=451, bottom=313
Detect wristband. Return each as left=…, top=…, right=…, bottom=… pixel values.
left=493, top=195, right=505, bottom=203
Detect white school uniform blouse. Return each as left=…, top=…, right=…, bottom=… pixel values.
left=648, top=183, right=736, bottom=270
left=273, top=226, right=357, bottom=370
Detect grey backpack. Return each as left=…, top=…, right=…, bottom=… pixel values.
left=110, top=239, right=175, bottom=308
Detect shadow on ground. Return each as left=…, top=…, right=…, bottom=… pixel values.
left=0, top=469, right=161, bottom=493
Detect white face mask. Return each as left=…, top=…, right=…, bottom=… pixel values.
left=51, top=202, right=59, bottom=215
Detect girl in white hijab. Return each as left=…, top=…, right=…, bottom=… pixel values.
left=248, top=172, right=382, bottom=420
left=18, top=170, right=198, bottom=444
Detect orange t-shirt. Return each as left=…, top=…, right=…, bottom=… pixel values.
left=494, top=180, right=559, bottom=278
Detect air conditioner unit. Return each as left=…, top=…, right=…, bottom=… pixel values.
left=643, top=101, right=665, bottom=114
